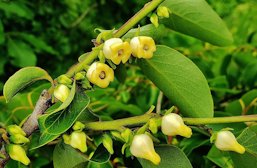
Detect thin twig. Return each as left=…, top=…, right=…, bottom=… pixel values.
left=0, top=90, right=53, bottom=167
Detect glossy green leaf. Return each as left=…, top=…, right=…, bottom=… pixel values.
left=3, top=67, right=53, bottom=102
left=123, top=24, right=168, bottom=42
left=53, top=143, right=87, bottom=168
left=139, top=45, right=213, bottom=117
left=207, top=146, right=233, bottom=168
left=139, top=145, right=192, bottom=168
left=160, top=0, right=233, bottom=46
left=8, top=39, right=37, bottom=67
left=230, top=125, right=257, bottom=168
left=39, top=89, right=90, bottom=135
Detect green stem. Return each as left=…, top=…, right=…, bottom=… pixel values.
left=85, top=114, right=257, bottom=131
left=183, top=115, right=257, bottom=125
left=113, top=0, right=165, bottom=38
left=85, top=113, right=158, bottom=131
left=66, top=0, right=164, bottom=77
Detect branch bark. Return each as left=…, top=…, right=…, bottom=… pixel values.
left=0, top=89, right=52, bottom=167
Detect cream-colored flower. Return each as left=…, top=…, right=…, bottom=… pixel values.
left=54, top=84, right=70, bottom=102
left=130, top=36, right=156, bottom=59
left=161, top=113, right=192, bottom=138
left=70, top=131, right=87, bottom=153
left=103, top=38, right=132, bottom=64
left=86, top=62, right=114, bottom=88
left=157, top=6, right=170, bottom=18
left=130, top=134, right=161, bottom=165
left=7, top=144, right=30, bottom=165
left=214, top=130, right=245, bottom=154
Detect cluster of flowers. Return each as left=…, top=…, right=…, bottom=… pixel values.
left=130, top=113, right=245, bottom=165
left=6, top=125, right=30, bottom=165
left=86, top=36, right=156, bottom=88
left=53, top=36, right=156, bottom=103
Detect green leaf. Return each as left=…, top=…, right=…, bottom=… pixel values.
left=123, top=24, right=168, bottom=42
left=53, top=143, right=87, bottom=168
left=236, top=125, right=257, bottom=155
left=39, top=89, right=90, bottom=135
left=0, top=19, right=4, bottom=44
left=3, top=67, right=53, bottom=102
left=230, top=125, right=257, bottom=168
left=138, top=145, right=192, bottom=168
left=139, top=45, right=213, bottom=117
left=160, top=0, right=233, bottom=46
left=206, top=146, right=233, bottom=168
left=8, top=39, right=37, bottom=67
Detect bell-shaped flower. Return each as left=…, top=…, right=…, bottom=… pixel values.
left=214, top=130, right=245, bottom=154
left=130, top=36, right=156, bottom=59
left=7, top=125, right=26, bottom=136
left=161, top=113, right=192, bottom=138
left=54, top=84, right=70, bottom=102
left=103, top=38, right=132, bottom=65
left=130, top=134, right=161, bottom=165
left=7, top=144, right=30, bottom=165
left=157, top=6, right=170, bottom=18
left=70, top=131, right=87, bottom=153
left=10, top=134, right=30, bottom=144
left=86, top=62, right=114, bottom=88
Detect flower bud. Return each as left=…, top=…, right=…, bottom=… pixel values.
left=70, top=131, right=87, bottom=152
left=149, top=118, right=158, bottom=134
left=161, top=113, right=192, bottom=138
left=103, top=38, right=132, bottom=65
left=121, top=128, right=133, bottom=143
left=7, top=125, right=26, bottom=136
left=62, top=134, right=71, bottom=144
left=157, top=6, right=170, bottom=18
left=150, top=13, right=159, bottom=27
left=130, top=134, right=161, bottom=165
left=10, top=134, right=30, bottom=144
left=103, top=134, right=114, bottom=154
left=57, top=75, right=73, bottom=85
left=130, top=36, right=156, bottom=59
left=86, top=62, right=114, bottom=88
left=54, top=84, right=70, bottom=102
left=214, top=130, right=245, bottom=154
left=7, top=144, right=30, bottom=165
left=74, top=72, right=86, bottom=80
left=72, top=121, right=85, bottom=131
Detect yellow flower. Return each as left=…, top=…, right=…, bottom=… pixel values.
left=54, top=84, right=70, bottom=102
left=150, top=13, right=159, bottom=27
left=10, top=134, right=30, bottom=144
left=7, top=125, right=26, bottom=136
left=7, top=144, right=30, bottom=165
left=86, top=62, right=114, bottom=88
left=130, top=134, right=161, bottom=165
left=70, top=131, right=87, bottom=153
left=214, top=130, right=245, bottom=154
left=161, top=113, right=192, bottom=138
left=157, top=6, right=170, bottom=18
left=130, top=36, right=156, bottom=59
left=103, top=38, right=132, bottom=65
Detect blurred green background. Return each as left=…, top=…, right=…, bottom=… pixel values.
left=1, top=0, right=257, bottom=167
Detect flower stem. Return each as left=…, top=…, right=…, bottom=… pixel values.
left=84, top=114, right=257, bottom=131
left=65, top=0, right=164, bottom=77
left=113, top=0, right=165, bottom=38
left=183, top=115, right=257, bottom=125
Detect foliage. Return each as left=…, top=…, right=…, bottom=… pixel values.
left=1, top=0, right=257, bottom=168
